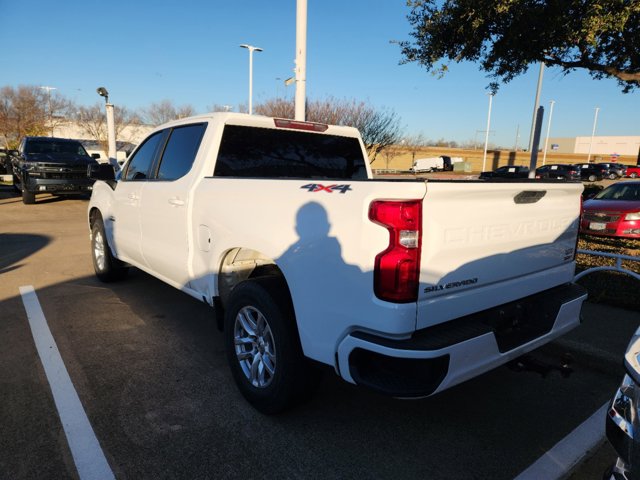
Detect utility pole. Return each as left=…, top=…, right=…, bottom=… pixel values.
left=587, top=107, right=600, bottom=162
left=542, top=100, right=555, bottom=165
left=295, top=0, right=307, bottom=121
left=514, top=124, right=520, bottom=152
left=528, top=63, right=545, bottom=153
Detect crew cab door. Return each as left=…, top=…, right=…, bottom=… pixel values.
left=138, top=123, right=207, bottom=286
left=112, top=130, right=166, bottom=265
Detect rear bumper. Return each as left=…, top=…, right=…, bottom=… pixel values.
left=336, top=283, right=587, bottom=397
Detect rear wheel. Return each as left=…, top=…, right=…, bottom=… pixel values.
left=91, top=216, right=129, bottom=282
left=630, top=172, right=638, bottom=179
left=587, top=174, right=597, bottom=182
left=224, top=277, right=319, bottom=414
left=608, top=173, right=617, bottom=180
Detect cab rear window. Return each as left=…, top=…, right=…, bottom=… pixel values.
left=213, top=125, right=368, bottom=180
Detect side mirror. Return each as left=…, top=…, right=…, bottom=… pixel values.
left=91, top=153, right=101, bottom=160
left=88, top=163, right=116, bottom=189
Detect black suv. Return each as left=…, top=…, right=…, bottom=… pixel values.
left=9, top=137, right=99, bottom=204
left=575, top=163, right=607, bottom=182
left=479, top=165, right=530, bottom=179
left=534, top=164, right=580, bottom=180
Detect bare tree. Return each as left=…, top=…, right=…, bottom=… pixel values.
left=0, top=85, right=72, bottom=148
left=401, top=133, right=428, bottom=163
left=255, top=96, right=403, bottom=163
left=380, top=144, right=403, bottom=171
left=73, top=103, right=143, bottom=154
left=142, top=99, right=196, bottom=126
left=253, top=98, right=294, bottom=119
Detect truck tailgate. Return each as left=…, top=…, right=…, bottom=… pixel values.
left=417, top=181, right=582, bottom=330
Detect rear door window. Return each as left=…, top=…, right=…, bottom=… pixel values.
left=155, top=123, right=206, bottom=181
left=214, top=125, right=368, bottom=179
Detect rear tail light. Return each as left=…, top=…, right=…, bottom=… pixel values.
left=369, top=200, right=422, bottom=303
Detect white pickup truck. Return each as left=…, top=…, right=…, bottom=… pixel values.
left=88, top=113, right=587, bottom=413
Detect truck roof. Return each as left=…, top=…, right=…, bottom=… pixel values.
left=149, top=112, right=363, bottom=139
left=24, top=136, right=83, bottom=143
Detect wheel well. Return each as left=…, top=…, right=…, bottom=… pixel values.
left=218, top=248, right=288, bottom=306
left=215, top=248, right=296, bottom=331
left=89, top=207, right=102, bottom=229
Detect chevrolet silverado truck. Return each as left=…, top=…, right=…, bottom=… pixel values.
left=88, top=113, right=588, bottom=413
left=10, top=136, right=98, bottom=204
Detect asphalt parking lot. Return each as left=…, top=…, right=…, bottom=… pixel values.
left=1, top=185, right=639, bottom=480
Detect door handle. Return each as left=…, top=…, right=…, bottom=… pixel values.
left=168, top=197, right=185, bottom=207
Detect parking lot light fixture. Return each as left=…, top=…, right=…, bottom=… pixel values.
left=40, top=86, right=57, bottom=136
left=96, top=87, right=118, bottom=170
left=240, top=44, right=263, bottom=115
left=482, top=93, right=494, bottom=172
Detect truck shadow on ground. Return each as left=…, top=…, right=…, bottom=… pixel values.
left=0, top=233, right=51, bottom=275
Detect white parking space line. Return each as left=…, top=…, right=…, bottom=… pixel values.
left=20, top=285, right=115, bottom=480
left=514, top=402, right=608, bottom=480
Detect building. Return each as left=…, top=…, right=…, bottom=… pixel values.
left=546, top=135, right=640, bottom=159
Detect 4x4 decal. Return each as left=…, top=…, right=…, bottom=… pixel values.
left=300, top=184, right=352, bottom=194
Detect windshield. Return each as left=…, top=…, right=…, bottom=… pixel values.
left=594, top=183, right=640, bottom=201
left=25, top=140, right=89, bottom=156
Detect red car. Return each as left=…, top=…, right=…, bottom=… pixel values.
left=580, top=181, right=640, bottom=238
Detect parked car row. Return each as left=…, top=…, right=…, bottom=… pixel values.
left=480, top=162, right=638, bottom=182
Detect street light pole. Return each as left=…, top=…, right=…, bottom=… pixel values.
left=294, top=0, right=307, bottom=121
left=40, top=86, right=57, bottom=136
left=587, top=107, right=600, bottom=162
left=96, top=87, right=119, bottom=171
left=482, top=93, right=494, bottom=172
left=542, top=100, right=555, bottom=165
left=240, top=44, right=263, bottom=115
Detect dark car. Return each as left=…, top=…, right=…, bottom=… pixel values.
left=479, top=165, right=530, bottom=179
left=10, top=137, right=98, bottom=204
left=575, top=163, right=607, bottom=182
left=534, top=164, right=581, bottom=180
left=580, top=181, right=640, bottom=239
left=599, top=162, right=627, bottom=180
left=606, top=327, right=640, bottom=479
left=0, top=149, right=8, bottom=174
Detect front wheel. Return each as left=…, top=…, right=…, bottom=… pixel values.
left=608, top=173, right=618, bottom=180
left=224, top=277, right=318, bottom=414
left=588, top=174, right=597, bottom=182
left=91, top=216, right=129, bottom=282
left=630, top=172, right=638, bottom=179
left=22, top=188, right=35, bottom=204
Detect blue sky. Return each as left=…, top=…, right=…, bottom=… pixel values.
left=1, top=0, right=638, bottom=148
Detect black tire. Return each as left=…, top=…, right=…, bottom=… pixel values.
left=224, top=277, right=318, bottom=414
left=588, top=174, right=597, bottom=182
left=91, top=215, right=129, bottom=282
left=631, top=173, right=638, bottom=179
left=608, top=173, right=617, bottom=180
left=22, top=188, right=35, bottom=204
left=12, top=173, right=21, bottom=193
